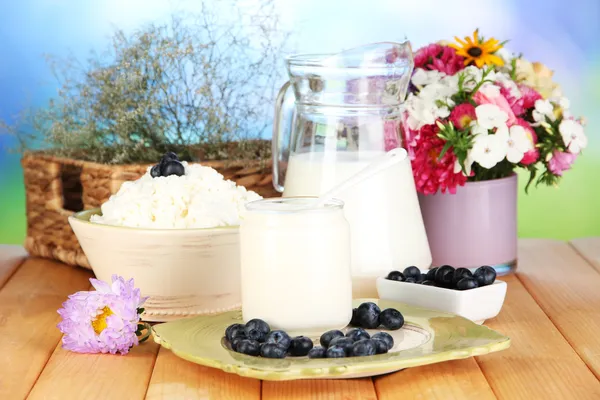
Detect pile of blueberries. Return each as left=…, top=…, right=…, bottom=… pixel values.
left=150, top=152, right=186, bottom=178
left=225, top=302, right=404, bottom=359
left=386, top=265, right=496, bottom=290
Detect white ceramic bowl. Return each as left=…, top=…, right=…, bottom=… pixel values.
left=69, top=209, right=241, bottom=322
left=376, top=276, right=507, bottom=324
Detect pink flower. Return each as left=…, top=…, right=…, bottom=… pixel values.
left=548, top=150, right=577, bottom=176
left=384, top=120, right=401, bottom=151
left=57, top=275, right=148, bottom=355
left=449, top=104, right=477, bottom=130
left=514, top=118, right=539, bottom=165
left=409, top=123, right=467, bottom=195
left=414, top=44, right=465, bottom=75
left=473, top=87, right=517, bottom=126
left=519, top=84, right=543, bottom=110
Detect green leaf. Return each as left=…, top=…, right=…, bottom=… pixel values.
left=438, top=141, right=453, bottom=160
left=525, top=167, right=537, bottom=194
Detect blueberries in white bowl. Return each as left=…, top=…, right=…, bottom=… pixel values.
left=384, top=264, right=497, bottom=291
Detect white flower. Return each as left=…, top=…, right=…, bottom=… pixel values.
left=495, top=48, right=514, bottom=67
left=558, top=97, right=570, bottom=110
left=532, top=99, right=555, bottom=122
left=471, top=134, right=508, bottom=169
left=470, top=121, right=489, bottom=136
left=559, top=119, right=588, bottom=154
left=478, top=83, right=501, bottom=98
left=496, top=125, right=534, bottom=163
left=475, top=104, right=508, bottom=129
left=411, top=69, right=446, bottom=87
left=494, top=72, right=522, bottom=99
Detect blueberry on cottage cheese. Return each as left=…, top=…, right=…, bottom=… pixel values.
left=161, top=159, right=185, bottom=177
left=150, top=164, right=162, bottom=178
left=356, top=302, right=381, bottom=329
left=320, top=330, right=345, bottom=348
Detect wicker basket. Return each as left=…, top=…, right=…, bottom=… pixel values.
left=21, top=151, right=280, bottom=269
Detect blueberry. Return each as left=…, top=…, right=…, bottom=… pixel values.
left=265, top=330, right=291, bottom=350
left=373, top=339, right=388, bottom=354
left=150, top=164, right=161, bottom=178
left=320, top=330, right=344, bottom=348
left=260, top=343, right=287, bottom=358
left=452, top=268, right=473, bottom=287
left=329, top=337, right=354, bottom=355
left=351, top=339, right=377, bottom=357
left=422, top=280, right=436, bottom=286
left=162, top=151, right=179, bottom=161
left=404, top=277, right=417, bottom=283
left=425, top=267, right=438, bottom=281
left=245, top=319, right=270, bottom=336
left=346, top=328, right=370, bottom=342
left=161, top=160, right=185, bottom=177
left=386, top=270, right=405, bottom=281
left=350, top=308, right=360, bottom=327
left=246, top=328, right=267, bottom=343
left=416, top=273, right=427, bottom=283
left=356, top=302, right=381, bottom=329
left=457, top=277, right=479, bottom=290
left=372, top=332, right=394, bottom=350
left=288, top=336, right=313, bottom=357
left=308, top=346, right=327, bottom=359
left=231, top=337, right=244, bottom=351
left=474, top=265, right=497, bottom=286
left=235, top=339, right=261, bottom=356
left=326, top=345, right=346, bottom=358
left=379, top=308, right=404, bottom=330
left=403, top=266, right=421, bottom=279
left=435, top=265, right=455, bottom=288
left=225, top=323, right=245, bottom=342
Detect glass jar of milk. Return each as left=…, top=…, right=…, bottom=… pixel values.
left=272, top=42, right=432, bottom=298
left=240, top=197, right=352, bottom=334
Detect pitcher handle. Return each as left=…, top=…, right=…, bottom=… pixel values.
left=272, top=80, right=293, bottom=193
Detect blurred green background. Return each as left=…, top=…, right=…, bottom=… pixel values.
left=0, top=0, right=598, bottom=245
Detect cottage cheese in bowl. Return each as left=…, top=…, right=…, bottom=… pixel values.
left=91, top=162, right=262, bottom=229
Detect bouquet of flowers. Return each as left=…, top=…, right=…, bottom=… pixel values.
left=401, top=30, right=588, bottom=195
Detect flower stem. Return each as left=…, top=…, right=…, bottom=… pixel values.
left=137, top=322, right=152, bottom=343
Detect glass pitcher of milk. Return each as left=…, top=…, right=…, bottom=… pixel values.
left=272, top=42, right=432, bottom=298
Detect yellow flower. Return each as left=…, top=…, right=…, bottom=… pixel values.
left=450, top=29, right=504, bottom=68
left=515, top=59, right=560, bottom=99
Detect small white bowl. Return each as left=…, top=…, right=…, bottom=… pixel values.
left=69, top=209, right=242, bottom=322
left=376, top=276, right=507, bottom=324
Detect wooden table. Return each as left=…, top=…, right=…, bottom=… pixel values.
left=1, top=238, right=600, bottom=399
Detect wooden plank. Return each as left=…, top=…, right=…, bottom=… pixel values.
left=516, top=239, right=600, bottom=380
left=477, top=274, right=600, bottom=399
left=0, top=258, right=93, bottom=400
left=570, top=237, right=600, bottom=272
left=262, top=378, right=377, bottom=400
left=0, top=245, right=28, bottom=288
left=375, top=359, right=495, bottom=400
left=27, top=335, right=159, bottom=400
left=145, top=347, right=261, bottom=400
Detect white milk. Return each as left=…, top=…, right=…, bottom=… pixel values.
left=240, top=198, right=353, bottom=334
left=283, top=151, right=432, bottom=298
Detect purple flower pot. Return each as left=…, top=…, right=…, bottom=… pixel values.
left=418, top=174, right=517, bottom=275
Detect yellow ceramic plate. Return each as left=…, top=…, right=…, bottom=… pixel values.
left=151, top=298, right=510, bottom=381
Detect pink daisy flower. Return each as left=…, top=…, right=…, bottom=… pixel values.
left=548, top=150, right=577, bottom=176
left=408, top=123, right=468, bottom=195
left=57, top=275, right=148, bottom=355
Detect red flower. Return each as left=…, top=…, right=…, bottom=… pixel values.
left=519, top=84, right=543, bottom=110
left=408, top=123, right=467, bottom=195
left=449, top=104, right=476, bottom=130
left=514, top=118, right=539, bottom=165
left=500, top=83, right=543, bottom=117
left=414, top=44, right=465, bottom=76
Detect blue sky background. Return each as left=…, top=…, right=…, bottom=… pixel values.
left=0, top=0, right=598, bottom=243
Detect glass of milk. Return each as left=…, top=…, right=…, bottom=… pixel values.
left=272, top=42, right=432, bottom=298
left=240, top=197, right=352, bottom=334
